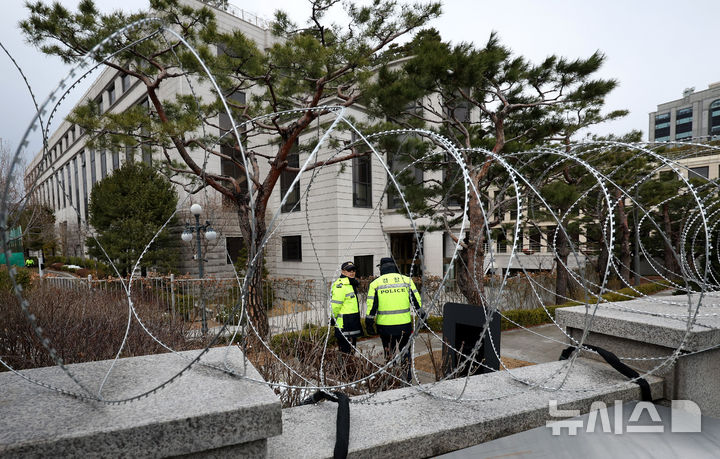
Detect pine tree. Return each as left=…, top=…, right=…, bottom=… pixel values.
left=22, top=0, right=440, bottom=337
left=87, top=161, right=178, bottom=276
left=366, top=30, right=623, bottom=305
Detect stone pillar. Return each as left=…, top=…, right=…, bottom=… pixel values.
left=556, top=294, right=720, bottom=417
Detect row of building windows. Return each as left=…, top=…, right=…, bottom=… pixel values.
left=654, top=100, right=720, bottom=141
left=29, top=72, right=138, bottom=184
left=34, top=147, right=151, bottom=222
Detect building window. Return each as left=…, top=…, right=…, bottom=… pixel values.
left=495, top=229, right=507, bottom=253
left=141, top=147, right=151, bottom=165
left=353, top=154, right=372, bottom=208
left=353, top=255, right=373, bottom=278
left=96, top=95, right=104, bottom=114
left=387, top=150, right=423, bottom=209
left=675, top=107, right=692, bottom=140
left=90, top=150, right=96, bottom=186
left=66, top=164, right=73, bottom=207
left=100, top=150, right=107, bottom=179
left=654, top=112, right=670, bottom=141
left=58, top=172, right=65, bottom=208
left=226, top=237, right=244, bottom=264
left=73, top=156, right=80, bottom=217
left=444, top=90, right=471, bottom=123
left=108, top=85, right=116, bottom=106
left=80, top=151, right=88, bottom=219
left=710, top=100, right=720, bottom=137
left=282, top=235, right=302, bottom=261
left=121, top=73, right=132, bottom=92
left=280, top=141, right=301, bottom=213
left=688, top=166, right=708, bottom=180
left=529, top=227, right=542, bottom=252
left=112, top=150, right=120, bottom=170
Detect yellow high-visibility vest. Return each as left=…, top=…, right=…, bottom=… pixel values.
left=366, top=274, right=421, bottom=326
left=331, top=277, right=361, bottom=336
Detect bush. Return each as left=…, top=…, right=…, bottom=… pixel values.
left=0, top=266, right=32, bottom=293
left=269, top=323, right=336, bottom=355
left=426, top=280, right=673, bottom=332
left=0, top=284, right=196, bottom=371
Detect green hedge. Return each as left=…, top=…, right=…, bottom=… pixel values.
left=424, top=280, right=672, bottom=333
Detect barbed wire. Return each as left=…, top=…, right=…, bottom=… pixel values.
left=2, top=15, right=720, bottom=411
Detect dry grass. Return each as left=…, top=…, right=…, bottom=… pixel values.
left=268, top=299, right=311, bottom=318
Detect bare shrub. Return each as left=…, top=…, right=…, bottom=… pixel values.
left=1, top=284, right=195, bottom=371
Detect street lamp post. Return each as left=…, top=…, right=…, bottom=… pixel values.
left=181, top=203, right=217, bottom=336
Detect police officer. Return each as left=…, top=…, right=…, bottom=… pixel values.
left=330, top=261, right=362, bottom=354
left=365, top=257, right=426, bottom=380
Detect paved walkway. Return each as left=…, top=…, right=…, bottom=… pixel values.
left=352, top=323, right=569, bottom=383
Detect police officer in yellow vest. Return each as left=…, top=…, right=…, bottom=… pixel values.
left=331, top=261, right=363, bottom=354
left=365, top=257, right=426, bottom=379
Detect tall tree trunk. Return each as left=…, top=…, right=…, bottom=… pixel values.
left=615, top=189, right=631, bottom=283
left=458, top=193, right=486, bottom=307
left=238, top=207, right=270, bottom=341
left=662, top=203, right=678, bottom=277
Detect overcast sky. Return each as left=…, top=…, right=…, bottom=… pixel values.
left=2, top=0, right=719, bottom=162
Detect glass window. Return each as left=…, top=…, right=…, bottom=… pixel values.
left=108, top=85, right=116, bottom=106
left=387, top=150, right=423, bottom=209
left=495, top=230, right=507, bottom=253
left=81, top=151, right=88, bottom=219
left=112, top=150, right=120, bottom=170
left=675, top=107, right=692, bottom=140
left=96, top=95, right=104, bottom=114
left=280, top=140, right=301, bottom=213
left=58, top=172, right=64, bottom=208
left=444, top=89, right=470, bottom=123
left=73, top=156, right=80, bottom=216
left=282, top=235, right=302, bottom=261
left=710, top=100, right=720, bottom=137
left=529, top=228, right=542, bottom=252
left=122, top=73, right=132, bottom=92
left=226, top=237, right=244, bottom=264
left=90, top=150, right=96, bottom=186
left=654, top=112, right=670, bottom=140
left=689, top=166, right=709, bottom=180
left=219, top=92, right=248, bottom=183
left=100, top=150, right=107, bottom=179
left=51, top=176, right=56, bottom=209
left=352, top=154, right=372, bottom=208
left=353, top=255, right=373, bottom=278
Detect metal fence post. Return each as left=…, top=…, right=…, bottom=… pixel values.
left=170, top=273, right=176, bottom=317
left=87, top=274, right=92, bottom=290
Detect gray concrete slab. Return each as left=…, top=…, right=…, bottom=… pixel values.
left=440, top=400, right=720, bottom=459
left=501, top=323, right=570, bottom=364
left=267, top=358, right=664, bottom=459
left=0, top=347, right=282, bottom=458
left=557, top=295, right=720, bottom=418
left=556, top=295, right=720, bottom=351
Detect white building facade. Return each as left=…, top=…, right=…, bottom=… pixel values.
left=25, top=0, right=571, bottom=282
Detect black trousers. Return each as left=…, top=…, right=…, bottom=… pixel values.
left=378, top=323, right=413, bottom=380
left=334, top=327, right=357, bottom=354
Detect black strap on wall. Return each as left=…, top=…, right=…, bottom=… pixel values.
left=300, top=391, right=350, bottom=459
left=559, top=344, right=653, bottom=402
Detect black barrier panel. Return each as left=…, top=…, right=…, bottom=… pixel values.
left=442, top=302, right=501, bottom=377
